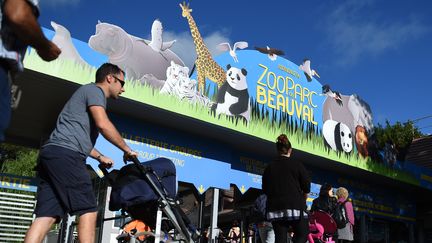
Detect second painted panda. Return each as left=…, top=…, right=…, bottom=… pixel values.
left=323, top=119, right=353, bottom=153
left=212, top=64, right=251, bottom=123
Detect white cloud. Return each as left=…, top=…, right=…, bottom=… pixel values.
left=163, top=30, right=230, bottom=70
left=322, top=0, right=430, bottom=66
left=40, top=0, right=80, bottom=8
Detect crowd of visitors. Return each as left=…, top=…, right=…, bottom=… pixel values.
left=257, top=134, right=355, bottom=243
left=206, top=134, right=356, bottom=243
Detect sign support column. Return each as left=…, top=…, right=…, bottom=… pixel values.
left=209, top=188, right=219, bottom=243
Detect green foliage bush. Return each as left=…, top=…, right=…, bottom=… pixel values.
left=0, top=143, right=38, bottom=177
left=374, top=120, right=423, bottom=161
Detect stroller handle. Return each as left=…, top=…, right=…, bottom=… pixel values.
left=98, top=164, right=115, bottom=185
left=129, top=156, right=151, bottom=172
left=98, top=164, right=109, bottom=177
left=130, top=156, right=142, bottom=167
left=97, top=157, right=148, bottom=185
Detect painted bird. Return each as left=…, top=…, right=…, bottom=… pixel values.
left=299, top=59, right=320, bottom=82
left=255, top=46, right=284, bottom=61
left=148, top=19, right=176, bottom=52
left=218, top=41, right=248, bottom=63
left=322, top=84, right=343, bottom=106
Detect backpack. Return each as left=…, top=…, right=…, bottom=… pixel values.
left=333, top=200, right=349, bottom=229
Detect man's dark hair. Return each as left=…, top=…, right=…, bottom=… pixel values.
left=95, top=63, right=125, bottom=83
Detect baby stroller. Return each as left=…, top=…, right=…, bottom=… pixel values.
left=307, top=210, right=337, bottom=243
left=100, top=157, right=198, bottom=243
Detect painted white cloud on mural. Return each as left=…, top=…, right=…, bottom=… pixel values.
left=323, top=0, right=430, bottom=66
left=163, top=30, right=230, bottom=70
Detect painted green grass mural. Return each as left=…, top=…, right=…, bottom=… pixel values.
left=23, top=50, right=419, bottom=186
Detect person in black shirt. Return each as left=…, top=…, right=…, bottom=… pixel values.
left=262, top=134, right=311, bottom=243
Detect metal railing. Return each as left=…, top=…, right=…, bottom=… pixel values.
left=0, top=191, right=36, bottom=242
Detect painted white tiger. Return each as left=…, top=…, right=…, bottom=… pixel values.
left=160, top=61, right=189, bottom=95
left=160, top=61, right=213, bottom=107
left=177, top=77, right=213, bottom=107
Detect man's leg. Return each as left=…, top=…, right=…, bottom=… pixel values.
left=272, top=220, right=288, bottom=243
left=24, top=217, right=57, bottom=243
left=25, top=147, right=65, bottom=243
left=292, top=216, right=309, bottom=243
left=77, top=211, right=97, bottom=243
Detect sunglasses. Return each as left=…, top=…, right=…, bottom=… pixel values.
left=112, top=75, right=125, bottom=87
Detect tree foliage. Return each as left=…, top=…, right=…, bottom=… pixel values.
left=0, top=143, right=38, bottom=177
left=374, top=120, right=423, bottom=161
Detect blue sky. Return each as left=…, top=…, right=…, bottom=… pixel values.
left=37, top=0, right=432, bottom=134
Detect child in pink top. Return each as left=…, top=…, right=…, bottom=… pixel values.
left=336, top=187, right=355, bottom=242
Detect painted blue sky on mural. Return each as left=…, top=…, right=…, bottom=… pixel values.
left=37, top=0, right=432, bottom=134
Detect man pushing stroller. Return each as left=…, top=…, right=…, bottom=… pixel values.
left=24, top=63, right=138, bottom=243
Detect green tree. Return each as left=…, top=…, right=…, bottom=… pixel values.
left=0, top=143, right=38, bottom=177
left=374, top=120, right=423, bottom=161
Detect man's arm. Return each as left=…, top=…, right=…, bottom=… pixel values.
left=89, top=148, right=102, bottom=160
left=89, top=148, right=114, bottom=168
left=89, top=106, right=137, bottom=161
left=89, top=105, right=130, bottom=152
left=3, top=0, right=61, bottom=61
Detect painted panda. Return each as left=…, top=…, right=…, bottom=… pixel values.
left=322, top=120, right=353, bottom=153
left=212, top=64, right=251, bottom=123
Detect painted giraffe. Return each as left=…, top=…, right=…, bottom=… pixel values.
left=180, top=2, right=226, bottom=93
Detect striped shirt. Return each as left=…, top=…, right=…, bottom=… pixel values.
left=267, top=209, right=308, bottom=221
